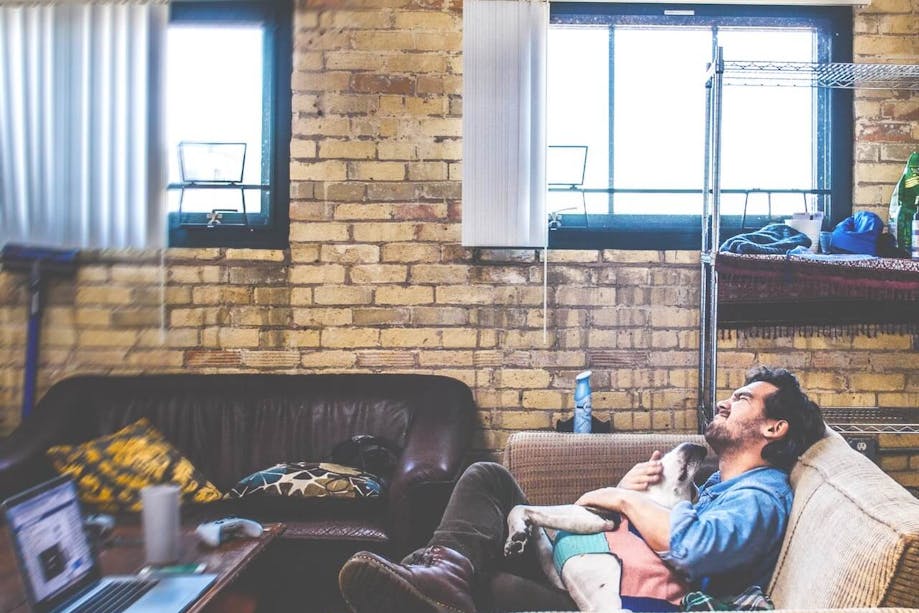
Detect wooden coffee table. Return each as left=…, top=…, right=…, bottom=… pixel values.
left=0, top=522, right=284, bottom=613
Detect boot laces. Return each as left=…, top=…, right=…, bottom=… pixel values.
left=408, top=546, right=439, bottom=566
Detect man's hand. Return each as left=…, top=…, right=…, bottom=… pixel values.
left=575, top=485, right=672, bottom=552
left=617, top=450, right=663, bottom=491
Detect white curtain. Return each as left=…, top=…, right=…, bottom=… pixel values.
left=462, top=0, right=548, bottom=248
left=0, top=0, right=167, bottom=249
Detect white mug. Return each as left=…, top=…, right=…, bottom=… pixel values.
left=140, top=484, right=181, bottom=565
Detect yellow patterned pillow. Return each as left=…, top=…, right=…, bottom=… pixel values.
left=46, top=418, right=221, bottom=512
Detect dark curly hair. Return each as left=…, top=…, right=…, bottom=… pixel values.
left=745, top=366, right=825, bottom=471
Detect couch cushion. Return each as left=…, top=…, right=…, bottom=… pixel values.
left=769, top=429, right=919, bottom=608
left=226, top=462, right=385, bottom=501
left=46, top=418, right=221, bottom=512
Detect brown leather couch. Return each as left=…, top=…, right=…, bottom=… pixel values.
left=0, top=373, right=475, bottom=611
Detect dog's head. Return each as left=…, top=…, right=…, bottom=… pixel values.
left=646, top=442, right=708, bottom=508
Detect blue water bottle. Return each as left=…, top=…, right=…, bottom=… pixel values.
left=574, top=370, right=593, bottom=433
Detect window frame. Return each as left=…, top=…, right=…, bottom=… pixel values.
left=547, top=3, right=853, bottom=251
left=166, top=0, right=292, bottom=249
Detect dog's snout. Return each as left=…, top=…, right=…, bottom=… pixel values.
left=676, top=442, right=708, bottom=463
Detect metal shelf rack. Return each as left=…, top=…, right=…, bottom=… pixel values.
left=698, top=48, right=919, bottom=432
left=823, top=408, right=919, bottom=435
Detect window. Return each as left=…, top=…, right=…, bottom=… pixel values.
left=546, top=4, right=852, bottom=250
left=166, top=1, right=292, bottom=249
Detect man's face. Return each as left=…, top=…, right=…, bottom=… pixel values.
left=705, top=381, right=779, bottom=453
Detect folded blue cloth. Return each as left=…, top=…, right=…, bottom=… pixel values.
left=720, top=223, right=811, bottom=254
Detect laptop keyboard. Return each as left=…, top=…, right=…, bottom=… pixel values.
left=70, top=579, right=158, bottom=613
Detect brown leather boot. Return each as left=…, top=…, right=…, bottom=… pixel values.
left=339, top=545, right=476, bottom=613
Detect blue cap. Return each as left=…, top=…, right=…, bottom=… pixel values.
left=830, top=211, right=884, bottom=255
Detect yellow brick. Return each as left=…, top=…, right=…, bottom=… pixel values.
left=293, top=308, right=352, bottom=328
left=76, top=287, right=134, bottom=305
left=350, top=265, right=407, bottom=284
left=851, top=334, right=913, bottom=350
left=500, top=411, right=551, bottom=430
left=382, top=243, right=441, bottom=262
left=375, top=285, right=434, bottom=305
left=556, top=288, right=617, bottom=307
left=498, top=369, right=551, bottom=389
left=410, top=265, right=469, bottom=284
left=218, top=328, right=260, bottom=348
left=78, top=330, right=138, bottom=347
left=322, top=328, right=380, bottom=348
left=418, top=350, right=474, bottom=366
left=289, top=288, right=313, bottom=306
left=380, top=328, right=441, bottom=347
left=241, top=350, right=300, bottom=368
left=300, top=350, right=357, bottom=368
left=314, top=286, right=373, bottom=305
left=521, top=390, right=566, bottom=409
left=278, top=330, right=321, bottom=348
left=289, top=265, right=347, bottom=284
left=414, top=31, right=462, bottom=52
left=377, top=141, right=416, bottom=160
left=290, top=245, right=321, bottom=264
left=850, top=373, right=906, bottom=391
left=350, top=31, right=416, bottom=51
left=633, top=411, right=652, bottom=430
left=407, top=161, right=447, bottom=181
left=603, top=251, right=663, bottom=264
left=192, top=286, right=252, bottom=305
left=319, top=140, right=376, bottom=159
left=321, top=244, right=380, bottom=264
left=348, top=161, right=405, bottom=181
left=416, top=222, right=460, bottom=242
left=110, top=265, right=160, bottom=283
left=442, top=329, right=478, bottom=348
left=75, top=308, right=113, bottom=327
left=352, top=222, right=417, bottom=242
left=290, top=222, right=350, bottom=242
left=420, top=118, right=462, bottom=137
left=225, top=249, right=286, bottom=262
left=125, top=351, right=185, bottom=368
left=290, top=158, right=348, bottom=181
left=325, top=52, right=384, bottom=71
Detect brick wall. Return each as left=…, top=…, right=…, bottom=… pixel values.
left=1, top=0, right=917, bottom=486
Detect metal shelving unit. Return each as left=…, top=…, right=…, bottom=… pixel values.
left=698, top=47, right=919, bottom=433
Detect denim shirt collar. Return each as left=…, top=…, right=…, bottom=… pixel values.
left=697, top=465, right=789, bottom=505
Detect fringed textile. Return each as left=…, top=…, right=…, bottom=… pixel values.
left=716, top=254, right=919, bottom=337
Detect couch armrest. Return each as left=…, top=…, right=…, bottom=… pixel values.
left=385, top=377, right=475, bottom=553
left=503, top=431, right=708, bottom=506
left=0, top=383, right=80, bottom=499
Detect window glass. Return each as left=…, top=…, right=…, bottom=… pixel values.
left=166, top=26, right=265, bottom=216
left=546, top=4, right=851, bottom=249
left=166, top=0, right=291, bottom=249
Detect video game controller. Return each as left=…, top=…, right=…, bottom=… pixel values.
left=195, top=517, right=263, bottom=547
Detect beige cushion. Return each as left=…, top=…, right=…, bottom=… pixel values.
left=770, top=429, right=919, bottom=608
left=504, top=432, right=709, bottom=505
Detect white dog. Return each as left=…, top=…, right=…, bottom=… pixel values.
left=504, top=442, right=708, bottom=612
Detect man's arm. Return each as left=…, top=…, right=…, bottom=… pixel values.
left=574, top=487, right=671, bottom=551
left=662, top=486, right=787, bottom=582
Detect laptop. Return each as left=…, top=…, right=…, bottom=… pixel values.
left=2, top=476, right=216, bottom=613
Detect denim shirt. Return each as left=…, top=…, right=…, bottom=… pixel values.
left=660, top=466, right=792, bottom=596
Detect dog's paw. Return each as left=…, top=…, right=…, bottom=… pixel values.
left=503, top=529, right=529, bottom=557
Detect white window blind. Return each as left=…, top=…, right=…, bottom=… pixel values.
left=0, top=0, right=168, bottom=250
left=462, top=0, right=548, bottom=248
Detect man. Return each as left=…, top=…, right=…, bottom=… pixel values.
left=338, top=366, right=825, bottom=613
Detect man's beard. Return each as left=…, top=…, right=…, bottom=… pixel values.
left=704, top=417, right=760, bottom=455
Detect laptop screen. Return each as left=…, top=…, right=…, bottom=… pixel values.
left=4, top=477, right=96, bottom=605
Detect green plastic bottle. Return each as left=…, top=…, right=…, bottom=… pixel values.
left=888, top=152, right=919, bottom=253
